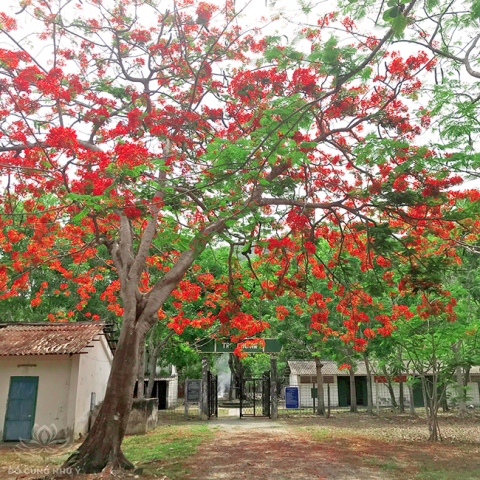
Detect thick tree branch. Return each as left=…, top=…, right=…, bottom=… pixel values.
left=140, top=217, right=228, bottom=327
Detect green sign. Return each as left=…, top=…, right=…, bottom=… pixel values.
left=198, top=338, right=282, bottom=354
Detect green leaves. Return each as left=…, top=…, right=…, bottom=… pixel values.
left=323, top=36, right=340, bottom=65
left=472, top=0, right=480, bottom=19
left=381, top=0, right=411, bottom=37
left=95, top=78, right=131, bottom=100
left=264, top=45, right=304, bottom=67
left=360, top=66, right=373, bottom=82
left=391, top=12, right=407, bottom=35
left=383, top=5, right=400, bottom=19
left=310, top=36, right=363, bottom=80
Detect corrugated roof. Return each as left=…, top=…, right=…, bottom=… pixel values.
left=289, top=360, right=480, bottom=377
left=0, top=323, right=106, bottom=356
left=288, top=360, right=367, bottom=376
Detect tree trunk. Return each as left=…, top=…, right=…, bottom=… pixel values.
left=382, top=366, right=398, bottom=409
left=427, top=409, right=441, bottom=441
left=229, top=354, right=246, bottom=400
left=63, top=319, right=146, bottom=473
left=398, top=347, right=405, bottom=413
left=421, top=375, right=429, bottom=417
left=463, top=365, right=471, bottom=390
left=136, top=340, right=145, bottom=399
left=407, top=382, right=416, bottom=415
left=363, top=354, right=373, bottom=415
left=426, top=374, right=442, bottom=442
left=349, top=368, right=357, bottom=413
left=270, top=356, right=278, bottom=419
left=146, top=348, right=158, bottom=399
left=462, top=365, right=471, bottom=412
left=200, top=356, right=209, bottom=420
left=453, top=342, right=467, bottom=414
left=398, top=379, right=405, bottom=413
left=228, top=354, right=235, bottom=400
left=315, top=358, right=325, bottom=416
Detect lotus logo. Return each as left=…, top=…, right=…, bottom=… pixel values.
left=32, top=424, right=58, bottom=446
left=15, top=424, right=71, bottom=462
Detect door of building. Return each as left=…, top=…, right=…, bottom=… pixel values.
left=4, top=376, right=39, bottom=441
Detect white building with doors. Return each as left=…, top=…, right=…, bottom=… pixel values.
left=287, top=360, right=480, bottom=409
left=0, top=322, right=113, bottom=442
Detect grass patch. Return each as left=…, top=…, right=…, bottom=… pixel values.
left=363, top=457, right=401, bottom=472
left=0, top=423, right=213, bottom=480
left=307, top=428, right=331, bottom=441
left=122, top=423, right=213, bottom=478
left=414, top=467, right=480, bottom=480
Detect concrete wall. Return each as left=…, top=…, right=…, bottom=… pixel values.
left=92, top=397, right=159, bottom=436
left=125, top=398, right=158, bottom=435
left=166, top=375, right=179, bottom=408
left=0, top=355, right=76, bottom=441
left=73, top=335, right=113, bottom=438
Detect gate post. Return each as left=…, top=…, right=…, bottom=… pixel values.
left=270, top=355, right=278, bottom=419
left=239, top=373, right=245, bottom=418
left=200, top=356, right=209, bottom=419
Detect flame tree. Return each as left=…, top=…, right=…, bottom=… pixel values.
left=0, top=0, right=478, bottom=472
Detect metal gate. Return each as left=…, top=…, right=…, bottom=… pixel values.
left=240, top=372, right=270, bottom=418
left=207, top=371, right=218, bottom=418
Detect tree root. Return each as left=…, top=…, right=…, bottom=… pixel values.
left=62, top=447, right=135, bottom=474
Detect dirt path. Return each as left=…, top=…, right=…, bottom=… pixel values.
left=183, top=418, right=394, bottom=480
left=2, top=413, right=479, bottom=480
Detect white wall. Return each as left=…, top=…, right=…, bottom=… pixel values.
left=166, top=376, right=179, bottom=408
left=289, top=374, right=480, bottom=409
left=373, top=382, right=407, bottom=406
left=0, top=355, right=76, bottom=441
left=289, top=374, right=340, bottom=407
left=298, top=381, right=340, bottom=408
left=289, top=374, right=412, bottom=408
left=445, top=382, right=480, bottom=407
left=468, top=382, right=480, bottom=405
left=73, top=335, right=113, bottom=438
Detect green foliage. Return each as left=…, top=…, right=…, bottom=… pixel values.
left=472, top=0, right=480, bottom=19
left=241, top=353, right=271, bottom=376
left=122, top=424, right=213, bottom=477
